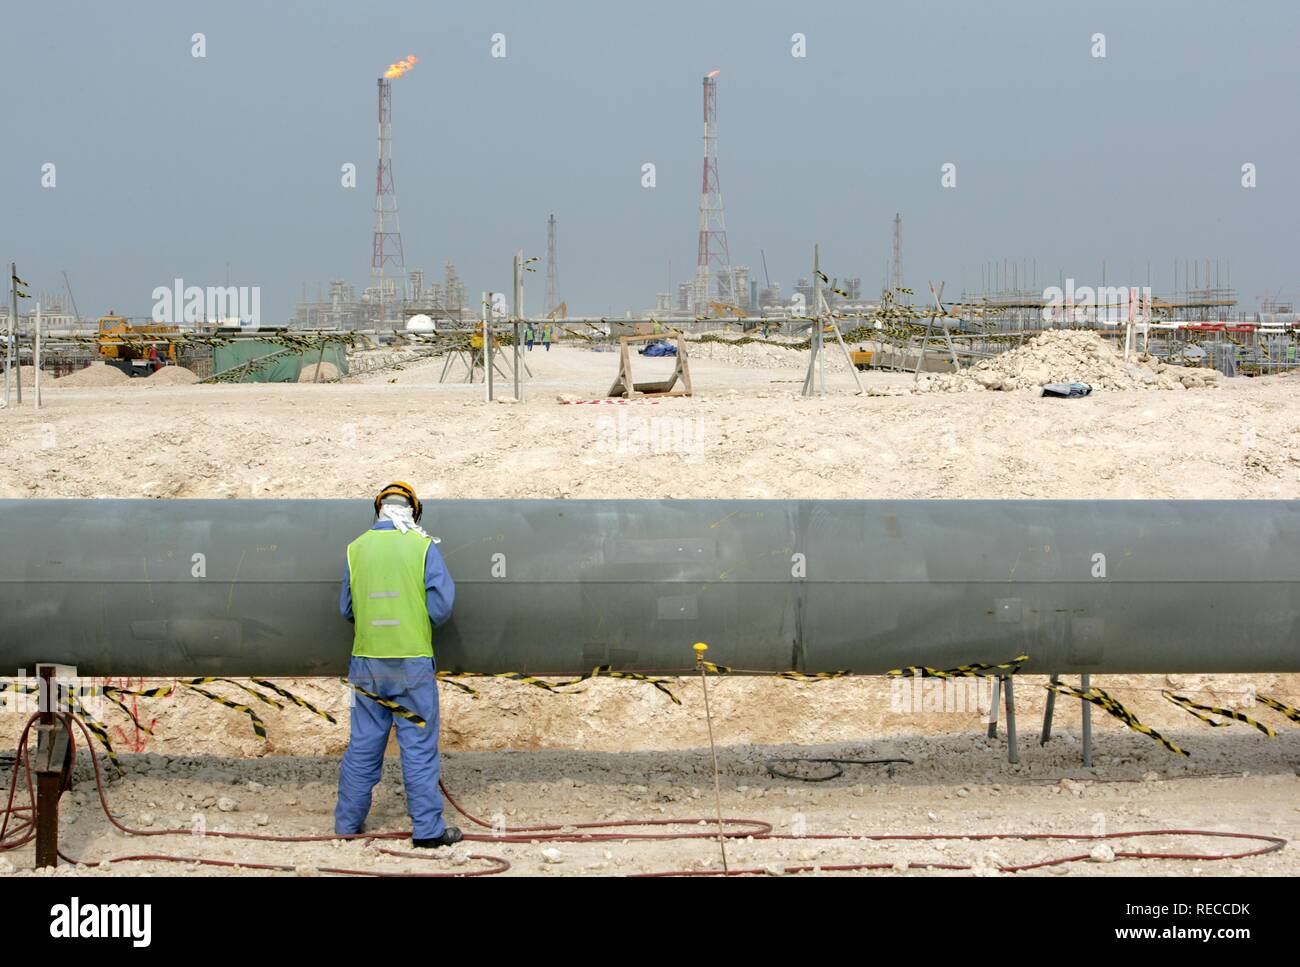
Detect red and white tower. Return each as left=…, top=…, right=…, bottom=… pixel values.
left=694, top=69, right=737, bottom=312
left=372, top=55, right=416, bottom=326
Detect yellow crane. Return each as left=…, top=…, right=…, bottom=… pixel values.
left=97, top=313, right=180, bottom=376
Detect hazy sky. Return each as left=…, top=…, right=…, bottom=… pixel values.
left=2, top=0, right=1296, bottom=322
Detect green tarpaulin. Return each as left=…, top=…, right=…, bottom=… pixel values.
left=211, top=339, right=349, bottom=382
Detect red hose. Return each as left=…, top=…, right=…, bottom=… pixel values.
left=2, top=713, right=1288, bottom=877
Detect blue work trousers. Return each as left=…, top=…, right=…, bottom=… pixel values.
left=335, top=656, right=445, bottom=839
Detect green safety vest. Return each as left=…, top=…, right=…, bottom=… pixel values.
left=346, top=529, right=434, bottom=658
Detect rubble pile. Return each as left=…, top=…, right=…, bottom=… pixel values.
left=913, top=330, right=1222, bottom=394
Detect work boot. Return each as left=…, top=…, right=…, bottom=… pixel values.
left=412, top=826, right=463, bottom=849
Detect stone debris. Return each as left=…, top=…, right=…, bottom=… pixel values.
left=1090, top=844, right=1117, bottom=863
left=913, top=330, right=1223, bottom=394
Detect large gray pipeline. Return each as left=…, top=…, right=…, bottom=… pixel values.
left=0, top=499, right=1297, bottom=678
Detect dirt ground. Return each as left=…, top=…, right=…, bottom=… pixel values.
left=2, top=338, right=1298, bottom=876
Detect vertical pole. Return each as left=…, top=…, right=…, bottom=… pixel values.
left=513, top=251, right=523, bottom=402
left=1080, top=672, right=1093, bottom=768
left=693, top=643, right=729, bottom=874
left=802, top=244, right=822, bottom=398
left=1041, top=673, right=1059, bottom=744
left=483, top=292, right=494, bottom=402
left=1003, top=675, right=1018, bottom=764
left=34, top=302, right=41, bottom=409
left=6, top=262, right=17, bottom=406
left=35, top=665, right=58, bottom=868
left=830, top=318, right=864, bottom=394
left=4, top=267, right=11, bottom=406
left=814, top=244, right=824, bottom=396
left=986, top=675, right=1001, bottom=738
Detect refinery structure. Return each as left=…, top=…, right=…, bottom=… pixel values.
left=5, top=57, right=1275, bottom=345
left=3, top=60, right=1290, bottom=391
left=278, top=63, right=1269, bottom=341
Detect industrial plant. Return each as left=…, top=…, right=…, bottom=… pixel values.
left=1, top=5, right=1297, bottom=924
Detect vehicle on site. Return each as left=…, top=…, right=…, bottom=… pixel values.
left=97, top=313, right=180, bottom=376
left=851, top=348, right=875, bottom=370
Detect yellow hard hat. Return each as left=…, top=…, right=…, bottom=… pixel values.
left=374, top=480, right=422, bottom=522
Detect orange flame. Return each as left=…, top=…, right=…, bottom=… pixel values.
left=384, top=55, right=418, bottom=80
left=706, top=69, right=720, bottom=78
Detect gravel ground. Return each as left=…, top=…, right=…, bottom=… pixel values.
left=2, top=730, right=1295, bottom=877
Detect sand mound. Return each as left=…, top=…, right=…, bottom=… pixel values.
left=913, top=329, right=1222, bottom=394
left=148, top=365, right=199, bottom=385
left=298, top=361, right=340, bottom=382
left=55, top=362, right=132, bottom=386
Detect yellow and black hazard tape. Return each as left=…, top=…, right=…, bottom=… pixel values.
left=575, top=665, right=682, bottom=704
left=435, top=673, right=481, bottom=697
left=182, top=683, right=268, bottom=742
left=774, top=669, right=852, bottom=682
left=179, top=676, right=286, bottom=711
left=96, top=683, right=174, bottom=699
left=814, top=270, right=850, bottom=300
left=1162, top=691, right=1276, bottom=738
left=887, top=654, right=1029, bottom=680
left=437, top=671, right=588, bottom=696
left=251, top=679, right=337, bottom=725
left=221, top=679, right=284, bottom=711
left=0, top=682, right=125, bottom=774
left=1046, top=683, right=1188, bottom=757
left=0, top=686, right=157, bottom=774
left=1, top=680, right=145, bottom=744
left=0, top=679, right=158, bottom=742
left=65, top=691, right=124, bottom=776
left=341, top=678, right=428, bottom=728
left=437, top=666, right=682, bottom=704
left=0, top=680, right=38, bottom=698
left=1257, top=694, right=1300, bottom=724
left=70, top=685, right=158, bottom=737
left=694, top=661, right=849, bottom=681
left=113, top=685, right=172, bottom=698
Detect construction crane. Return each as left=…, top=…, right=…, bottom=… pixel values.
left=96, top=313, right=180, bottom=376
left=61, top=271, right=82, bottom=324
left=708, top=300, right=747, bottom=320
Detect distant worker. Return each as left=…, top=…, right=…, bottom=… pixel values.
left=525, top=324, right=535, bottom=351
left=543, top=324, right=553, bottom=352
left=336, top=481, right=460, bottom=848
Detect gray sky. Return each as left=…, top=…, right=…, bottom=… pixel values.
left=2, top=0, right=1296, bottom=322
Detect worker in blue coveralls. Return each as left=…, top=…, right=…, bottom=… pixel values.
left=336, top=481, right=460, bottom=848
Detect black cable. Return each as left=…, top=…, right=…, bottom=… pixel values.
left=766, top=756, right=912, bottom=782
